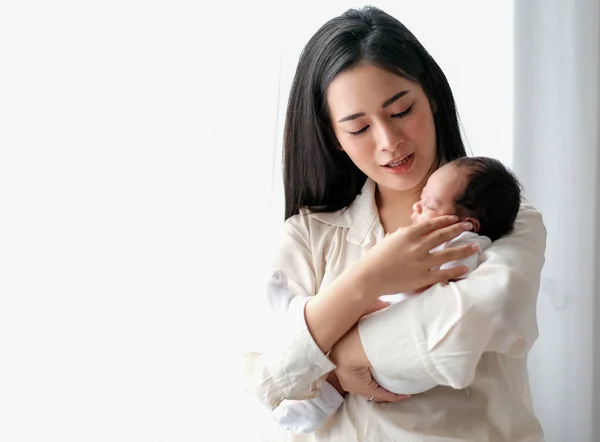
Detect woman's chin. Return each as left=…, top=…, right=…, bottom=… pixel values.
left=377, top=172, right=427, bottom=194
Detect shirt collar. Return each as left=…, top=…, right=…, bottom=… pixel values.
left=309, top=178, right=384, bottom=247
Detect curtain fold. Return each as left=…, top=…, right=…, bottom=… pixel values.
left=513, top=2, right=600, bottom=441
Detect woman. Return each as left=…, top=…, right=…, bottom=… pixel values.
left=244, top=6, right=545, bottom=441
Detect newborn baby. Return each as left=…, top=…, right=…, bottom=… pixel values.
left=269, top=156, right=523, bottom=433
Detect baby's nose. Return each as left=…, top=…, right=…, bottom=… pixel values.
left=413, top=201, right=423, bottom=214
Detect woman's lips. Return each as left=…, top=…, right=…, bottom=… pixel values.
left=382, top=153, right=415, bottom=174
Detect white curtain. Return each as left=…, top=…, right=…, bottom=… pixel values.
left=514, top=1, right=600, bottom=441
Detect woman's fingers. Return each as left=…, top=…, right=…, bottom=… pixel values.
left=356, top=216, right=477, bottom=296
left=371, top=387, right=411, bottom=403
left=427, top=265, right=469, bottom=285
left=407, top=215, right=458, bottom=238
left=429, top=243, right=479, bottom=268
left=335, top=366, right=410, bottom=404
left=422, top=221, right=473, bottom=251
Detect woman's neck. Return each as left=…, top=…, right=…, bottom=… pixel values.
left=375, top=184, right=423, bottom=233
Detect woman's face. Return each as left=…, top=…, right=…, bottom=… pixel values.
left=327, top=64, right=437, bottom=195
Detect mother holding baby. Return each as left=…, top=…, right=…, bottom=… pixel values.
left=243, top=6, right=546, bottom=441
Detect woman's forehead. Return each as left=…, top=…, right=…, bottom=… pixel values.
left=326, top=65, right=420, bottom=116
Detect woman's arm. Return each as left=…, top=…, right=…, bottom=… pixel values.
left=243, top=216, right=368, bottom=410
left=352, top=203, right=546, bottom=389
left=243, top=214, right=477, bottom=409
left=305, top=216, right=478, bottom=353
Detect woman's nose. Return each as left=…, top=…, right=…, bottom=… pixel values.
left=375, top=122, right=403, bottom=151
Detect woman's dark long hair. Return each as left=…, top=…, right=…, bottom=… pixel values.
left=284, top=6, right=467, bottom=220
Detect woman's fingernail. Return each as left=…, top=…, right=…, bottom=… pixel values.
left=471, top=244, right=480, bottom=251
left=462, top=222, right=473, bottom=230
left=450, top=215, right=459, bottom=221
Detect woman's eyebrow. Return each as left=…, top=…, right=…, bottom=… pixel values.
left=337, top=90, right=411, bottom=123
left=338, top=112, right=365, bottom=123
left=382, top=90, right=409, bottom=108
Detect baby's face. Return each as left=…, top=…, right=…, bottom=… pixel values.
left=411, top=164, right=467, bottom=224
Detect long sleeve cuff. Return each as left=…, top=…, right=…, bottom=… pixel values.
left=260, top=296, right=336, bottom=405
left=311, top=380, right=345, bottom=415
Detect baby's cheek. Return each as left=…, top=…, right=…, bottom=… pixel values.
left=416, top=212, right=436, bottom=223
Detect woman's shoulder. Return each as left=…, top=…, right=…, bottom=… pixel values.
left=516, top=199, right=546, bottom=236
left=285, top=206, right=354, bottom=234
left=518, top=198, right=543, bottom=218
left=280, top=209, right=350, bottom=256
left=483, top=199, right=546, bottom=275
left=285, top=178, right=378, bottom=237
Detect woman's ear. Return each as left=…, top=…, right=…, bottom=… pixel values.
left=463, top=217, right=481, bottom=233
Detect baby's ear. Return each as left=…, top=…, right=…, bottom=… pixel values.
left=463, top=217, right=481, bottom=233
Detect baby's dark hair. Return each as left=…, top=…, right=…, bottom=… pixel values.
left=451, top=157, right=522, bottom=242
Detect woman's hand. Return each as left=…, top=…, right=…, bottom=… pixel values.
left=330, top=326, right=408, bottom=403
left=352, top=215, right=478, bottom=298
left=334, top=366, right=409, bottom=403
left=303, top=216, right=475, bottom=355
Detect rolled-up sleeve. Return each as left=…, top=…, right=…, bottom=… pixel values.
left=242, top=217, right=335, bottom=410
left=358, top=203, right=546, bottom=390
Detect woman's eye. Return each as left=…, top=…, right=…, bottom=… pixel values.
left=391, top=104, right=414, bottom=118
left=349, top=126, right=369, bottom=136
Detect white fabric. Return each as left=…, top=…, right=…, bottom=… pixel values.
left=271, top=381, right=345, bottom=434
left=266, top=270, right=344, bottom=432
left=373, top=232, right=492, bottom=395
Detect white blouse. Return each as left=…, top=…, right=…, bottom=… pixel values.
left=244, top=178, right=546, bottom=442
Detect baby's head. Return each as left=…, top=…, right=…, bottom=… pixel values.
left=411, top=157, right=522, bottom=241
